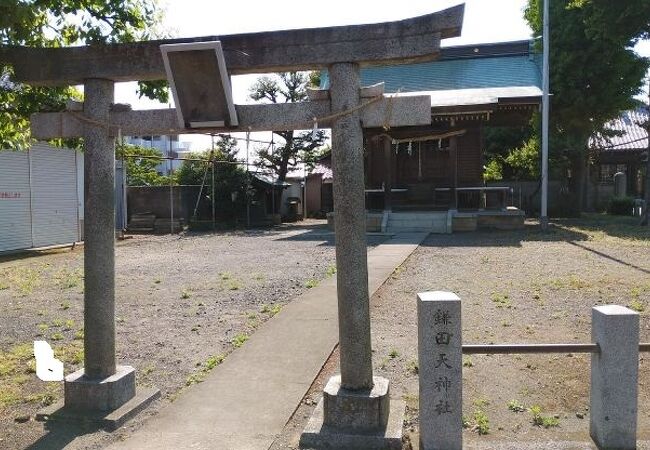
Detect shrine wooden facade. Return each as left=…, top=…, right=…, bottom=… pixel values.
left=325, top=40, right=544, bottom=211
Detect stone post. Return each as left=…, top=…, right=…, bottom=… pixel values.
left=590, top=305, right=639, bottom=450
left=329, top=62, right=373, bottom=390
left=35, top=79, right=160, bottom=428
left=418, top=291, right=462, bottom=450
left=83, top=78, right=117, bottom=379
left=300, top=63, right=404, bottom=449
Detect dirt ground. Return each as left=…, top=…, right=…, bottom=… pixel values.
left=275, top=215, right=650, bottom=449
left=0, top=220, right=387, bottom=450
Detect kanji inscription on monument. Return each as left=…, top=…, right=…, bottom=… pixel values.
left=418, top=291, right=462, bottom=450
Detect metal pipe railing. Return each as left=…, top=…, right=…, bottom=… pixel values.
left=462, top=343, right=650, bottom=355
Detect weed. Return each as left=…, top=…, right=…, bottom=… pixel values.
left=51, top=319, right=63, bottom=328
left=529, top=405, right=560, bottom=428
left=305, top=278, right=319, bottom=289
left=9, top=267, right=42, bottom=296
left=325, top=265, right=337, bottom=277
left=480, top=256, right=489, bottom=264
left=261, top=304, right=282, bottom=316
left=0, top=386, right=21, bottom=407
left=56, top=268, right=83, bottom=289
left=205, top=354, right=225, bottom=370
left=36, top=310, right=45, bottom=316
left=473, top=397, right=490, bottom=408
left=391, top=266, right=405, bottom=279
left=388, top=349, right=400, bottom=359
left=186, top=372, right=206, bottom=386
left=225, top=279, right=242, bottom=290
left=251, top=273, right=265, bottom=281
left=406, top=359, right=418, bottom=375
left=462, top=415, right=471, bottom=428
left=473, top=409, right=490, bottom=435
left=37, top=323, right=49, bottom=333
left=64, top=319, right=75, bottom=330
left=463, top=356, right=474, bottom=368
left=501, top=320, right=512, bottom=327
left=232, top=333, right=249, bottom=348
left=181, top=289, right=191, bottom=299
left=51, top=332, right=64, bottom=341
left=219, top=272, right=232, bottom=280
left=60, top=301, right=71, bottom=310
left=142, top=364, right=155, bottom=376
left=378, top=357, right=390, bottom=370
left=629, top=299, right=646, bottom=313
left=191, top=325, right=199, bottom=332
left=490, top=292, right=512, bottom=308
left=507, top=399, right=526, bottom=412
left=74, top=328, right=84, bottom=340
left=154, top=278, right=162, bottom=284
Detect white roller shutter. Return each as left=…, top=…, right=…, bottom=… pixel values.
left=30, top=144, right=80, bottom=247
left=0, top=151, right=33, bottom=252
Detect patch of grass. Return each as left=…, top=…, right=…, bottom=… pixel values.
left=472, top=409, right=490, bottom=435
left=50, top=332, right=64, bottom=341
left=37, top=323, right=49, bottom=333
left=0, top=386, right=21, bottom=407
left=529, top=405, right=560, bottom=428
left=391, top=266, right=405, bottom=279
left=181, top=289, right=191, bottom=299
left=325, top=265, right=337, bottom=277
left=56, top=268, right=83, bottom=289
left=74, top=328, right=84, bottom=340
left=7, top=266, right=42, bottom=296
left=406, top=359, right=418, bottom=375
left=186, top=354, right=225, bottom=386
left=63, top=319, right=75, bottom=330
left=490, top=292, right=512, bottom=308
left=388, top=349, right=400, bottom=359
left=305, top=278, right=319, bottom=289
left=629, top=299, right=646, bottom=313
left=225, top=279, right=242, bottom=290
left=231, top=333, right=249, bottom=348
left=60, top=301, right=71, bottom=310
left=260, top=304, right=282, bottom=317
left=51, top=319, right=63, bottom=328
left=142, top=364, right=155, bottom=376
left=473, top=396, right=490, bottom=408
left=463, top=356, right=474, bottom=368
left=507, top=399, right=526, bottom=412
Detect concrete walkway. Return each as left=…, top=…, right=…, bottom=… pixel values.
left=109, top=232, right=427, bottom=450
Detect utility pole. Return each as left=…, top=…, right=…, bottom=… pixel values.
left=540, top=0, right=550, bottom=230
left=642, top=79, right=650, bottom=226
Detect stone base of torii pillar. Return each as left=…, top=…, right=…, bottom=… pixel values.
left=300, top=376, right=405, bottom=449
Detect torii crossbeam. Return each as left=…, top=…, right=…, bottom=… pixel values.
left=1, top=5, right=464, bottom=448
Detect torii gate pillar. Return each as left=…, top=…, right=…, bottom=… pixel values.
left=37, top=79, right=160, bottom=428
left=300, top=64, right=404, bottom=449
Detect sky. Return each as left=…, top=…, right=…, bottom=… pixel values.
left=113, top=0, right=650, bottom=153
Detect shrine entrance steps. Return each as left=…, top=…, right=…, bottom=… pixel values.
left=385, top=211, right=450, bottom=234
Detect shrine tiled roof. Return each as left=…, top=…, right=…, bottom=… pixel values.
left=320, top=40, right=542, bottom=101
left=590, top=107, right=649, bottom=152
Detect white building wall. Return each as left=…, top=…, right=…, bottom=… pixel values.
left=0, top=151, right=33, bottom=252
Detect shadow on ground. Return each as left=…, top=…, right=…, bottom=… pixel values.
left=25, top=422, right=102, bottom=450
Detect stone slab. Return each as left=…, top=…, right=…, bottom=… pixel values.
left=35, top=387, right=160, bottom=432
left=590, top=305, right=639, bottom=450
left=300, top=399, right=405, bottom=450
left=418, top=291, right=462, bottom=450
left=108, top=232, right=427, bottom=450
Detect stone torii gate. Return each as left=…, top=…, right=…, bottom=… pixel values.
left=1, top=5, right=463, bottom=447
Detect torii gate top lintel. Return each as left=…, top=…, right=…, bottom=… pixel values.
left=1, top=4, right=464, bottom=87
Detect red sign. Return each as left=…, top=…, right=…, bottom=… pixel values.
left=0, top=192, right=22, bottom=199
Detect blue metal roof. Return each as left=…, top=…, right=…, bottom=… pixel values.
left=320, top=41, right=542, bottom=94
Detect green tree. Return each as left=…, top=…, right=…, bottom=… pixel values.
left=175, top=137, right=249, bottom=220
left=1, top=0, right=168, bottom=149
left=525, top=0, right=650, bottom=210
left=116, top=144, right=172, bottom=186
left=249, top=72, right=327, bottom=182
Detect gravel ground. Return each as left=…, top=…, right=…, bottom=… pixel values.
left=0, top=220, right=386, bottom=450
left=274, top=216, right=650, bottom=449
